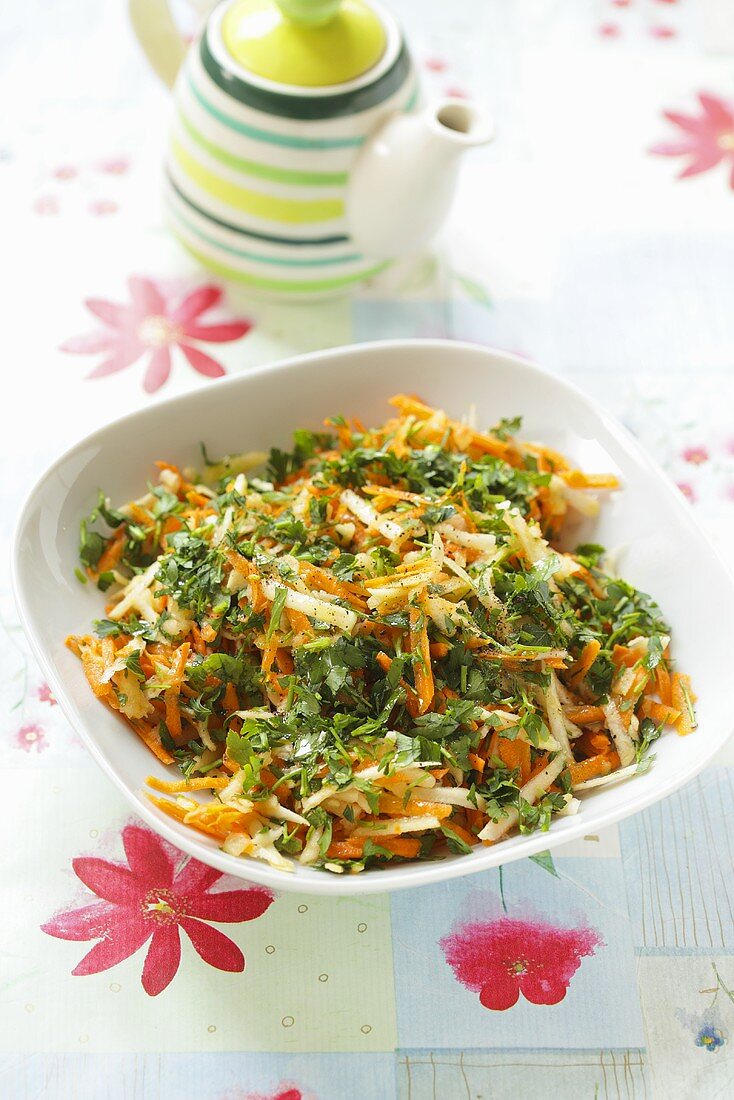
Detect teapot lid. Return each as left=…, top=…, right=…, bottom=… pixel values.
left=220, top=0, right=389, bottom=87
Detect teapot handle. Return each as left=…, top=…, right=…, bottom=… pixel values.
left=128, top=0, right=190, bottom=89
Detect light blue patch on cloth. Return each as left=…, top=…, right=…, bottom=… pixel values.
left=620, top=769, right=734, bottom=951
left=390, top=857, right=644, bottom=1050
left=0, top=1052, right=398, bottom=1100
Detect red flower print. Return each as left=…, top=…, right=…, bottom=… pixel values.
left=440, top=916, right=602, bottom=1010
left=226, top=1090, right=304, bottom=1100
left=15, top=722, right=47, bottom=753
left=37, top=682, right=57, bottom=706
left=682, top=445, right=709, bottom=465
left=42, top=824, right=273, bottom=996
left=599, top=23, right=621, bottom=37
left=651, top=93, right=734, bottom=188
left=60, top=276, right=252, bottom=393
left=224, top=1088, right=305, bottom=1100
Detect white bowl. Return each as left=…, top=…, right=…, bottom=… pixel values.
left=12, top=340, right=734, bottom=895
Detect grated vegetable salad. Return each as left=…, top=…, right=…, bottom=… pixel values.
left=68, top=395, right=696, bottom=874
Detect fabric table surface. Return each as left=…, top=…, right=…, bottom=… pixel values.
left=2, top=2, right=734, bottom=1097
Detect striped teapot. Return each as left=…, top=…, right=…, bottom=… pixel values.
left=130, top=0, right=493, bottom=299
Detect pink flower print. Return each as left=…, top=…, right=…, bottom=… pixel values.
left=440, top=915, right=602, bottom=1010
left=60, top=276, right=253, bottom=393
left=444, top=86, right=469, bottom=100
left=677, top=481, right=696, bottom=503
left=42, top=824, right=274, bottom=996
left=15, top=722, right=47, bottom=753
left=650, top=25, right=676, bottom=38
left=52, top=165, right=77, bottom=181
left=37, top=682, right=57, bottom=706
left=599, top=23, right=622, bottom=37
left=682, top=445, right=709, bottom=465
left=87, top=199, right=118, bottom=216
left=33, top=195, right=59, bottom=216
left=651, top=93, right=734, bottom=188
left=610, top=0, right=631, bottom=7
left=424, top=57, right=448, bottom=73
left=96, top=157, right=130, bottom=175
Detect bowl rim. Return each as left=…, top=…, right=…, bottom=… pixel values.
left=12, top=338, right=734, bottom=895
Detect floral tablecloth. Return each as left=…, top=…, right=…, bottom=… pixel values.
left=3, top=2, right=734, bottom=1097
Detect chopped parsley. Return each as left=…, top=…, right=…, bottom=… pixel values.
left=68, top=395, right=691, bottom=875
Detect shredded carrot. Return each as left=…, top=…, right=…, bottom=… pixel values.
left=612, top=644, right=639, bottom=668
left=569, top=752, right=620, bottom=785
left=261, top=633, right=279, bottom=676
left=638, top=699, right=681, bottom=727
left=562, top=470, right=620, bottom=490
left=565, top=705, right=606, bottom=725
left=468, top=752, right=485, bottom=774
left=575, top=565, right=605, bottom=599
left=223, top=682, right=239, bottom=713
left=189, top=623, right=207, bottom=656
left=132, top=720, right=174, bottom=765
left=221, top=753, right=239, bottom=775
left=378, top=793, right=452, bottom=819
left=497, top=737, right=521, bottom=772
left=527, top=753, right=549, bottom=783
left=325, top=836, right=421, bottom=860
left=409, top=597, right=435, bottom=715
left=96, top=529, right=125, bottom=575
left=375, top=650, right=421, bottom=716
left=67, top=393, right=693, bottom=877
left=299, top=561, right=368, bottom=609
left=573, top=640, right=601, bottom=679
left=576, top=730, right=613, bottom=758
left=163, top=641, right=190, bottom=741
left=147, top=775, right=229, bottom=793
left=77, top=642, right=115, bottom=704
left=655, top=659, right=672, bottom=707
left=275, top=648, right=295, bottom=675
left=286, top=608, right=313, bottom=636
left=147, top=794, right=231, bottom=839
left=225, top=548, right=255, bottom=577
left=671, top=673, right=697, bottom=736
left=441, top=820, right=479, bottom=848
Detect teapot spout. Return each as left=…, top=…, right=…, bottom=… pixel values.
left=346, top=98, right=494, bottom=261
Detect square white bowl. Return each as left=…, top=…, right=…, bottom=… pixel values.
left=12, top=340, right=734, bottom=894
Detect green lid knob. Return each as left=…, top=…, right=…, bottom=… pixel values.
left=222, top=0, right=387, bottom=87
left=274, top=0, right=342, bottom=26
